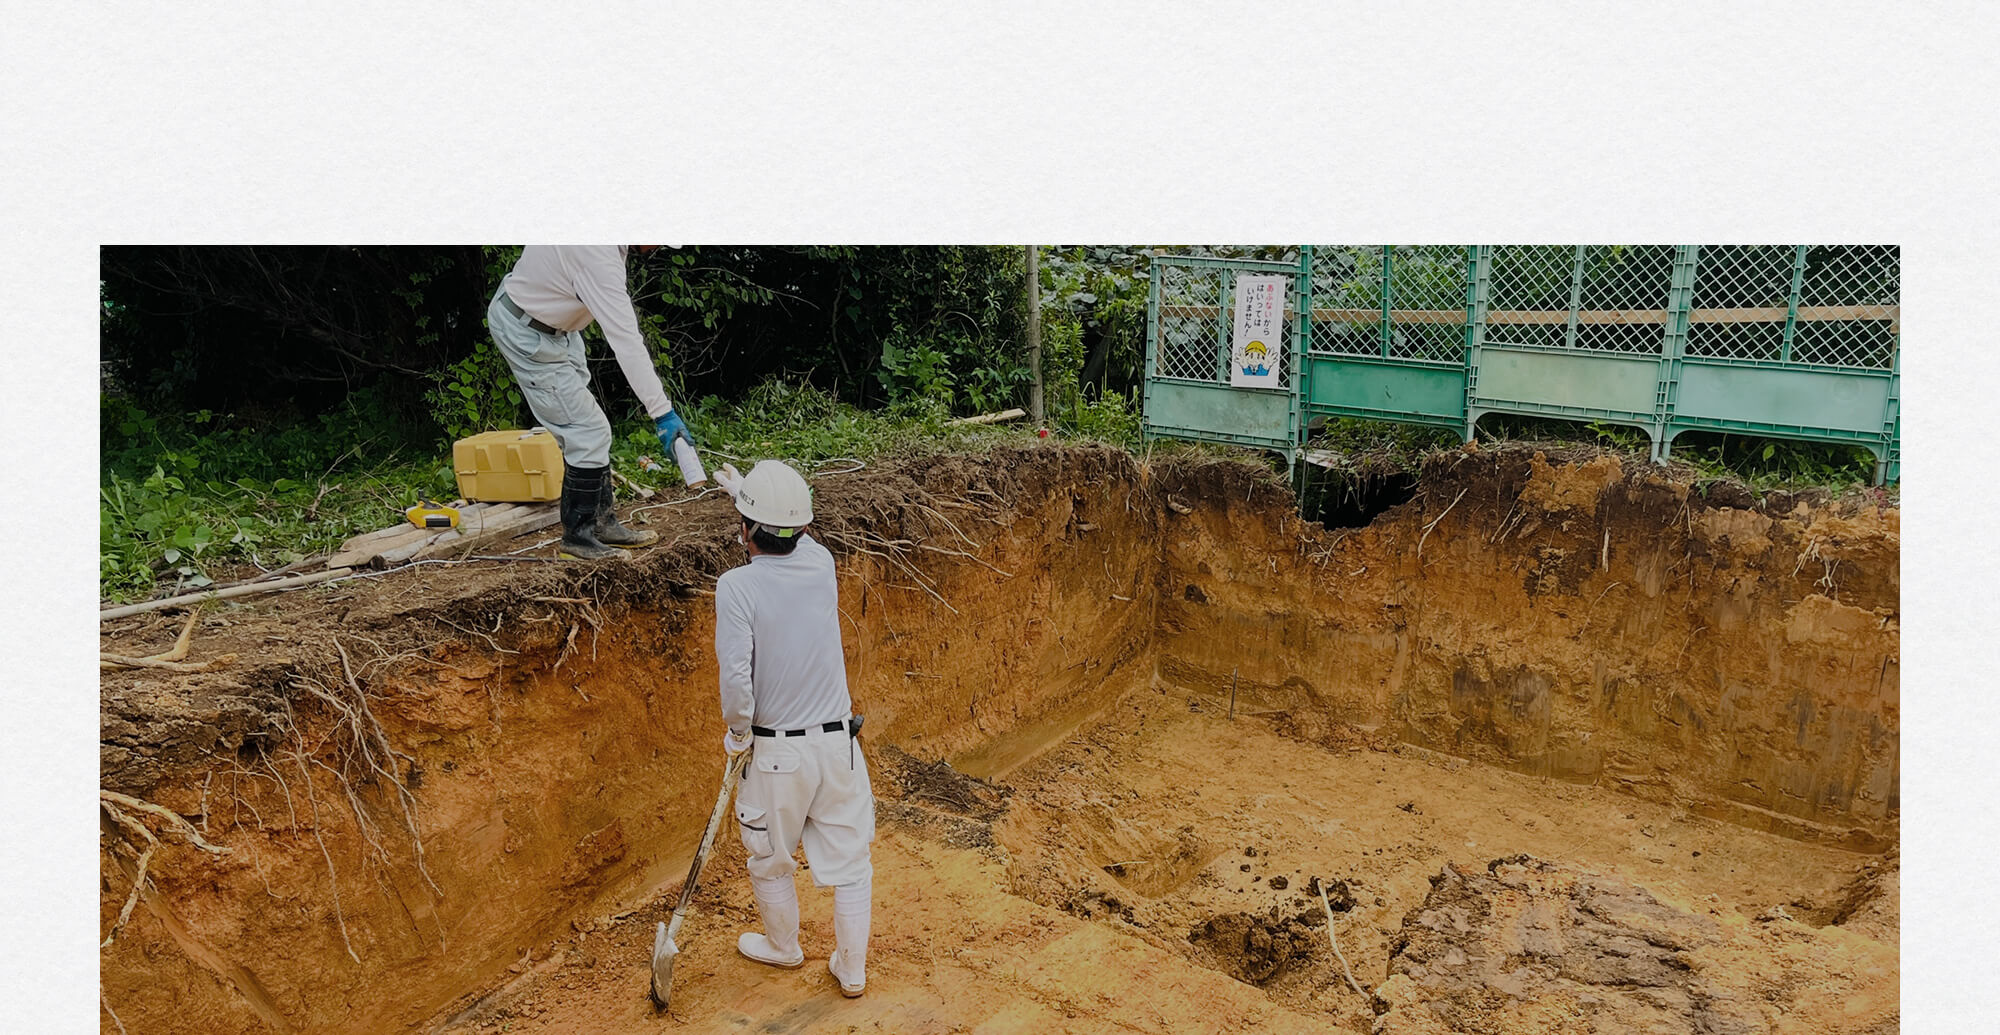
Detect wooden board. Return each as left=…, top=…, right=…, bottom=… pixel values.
left=410, top=505, right=561, bottom=562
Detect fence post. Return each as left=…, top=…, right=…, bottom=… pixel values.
left=1142, top=259, right=1161, bottom=445
left=1655, top=245, right=1700, bottom=463
left=1379, top=246, right=1394, bottom=357
left=1215, top=270, right=1232, bottom=382
left=1298, top=246, right=1315, bottom=450
left=1462, top=246, right=1491, bottom=443
left=1562, top=245, right=1587, bottom=351
left=1879, top=347, right=1900, bottom=486
left=1779, top=244, right=1807, bottom=364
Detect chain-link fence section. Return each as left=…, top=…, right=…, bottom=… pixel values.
left=1155, top=263, right=1227, bottom=381
left=1792, top=245, right=1898, bottom=369
left=1687, top=245, right=1794, bottom=361
left=1684, top=245, right=1898, bottom=369
left=1306, top=246, right=1382, bottom=357
left=1482, top=245, right=1675, bottom=354
left=1386, top=246, right=1470, bottom=361
left=1144, top=244, right=1899, bottom=482
left=1154, top=261, right=1293, bottom=387
left=1305, top=246, right=1470, bottom=362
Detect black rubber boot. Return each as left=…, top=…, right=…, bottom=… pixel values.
left=596, top=477, right=659, bottom=547
left=559, top=465, right=626, bottom=560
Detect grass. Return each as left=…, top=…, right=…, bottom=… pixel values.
left=99, top=380, right=1063, bottom=604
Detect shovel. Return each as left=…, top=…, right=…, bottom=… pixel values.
left=650, top=749, right=754, bottom=1011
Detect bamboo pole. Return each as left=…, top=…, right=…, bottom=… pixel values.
left=99, top=567, right=356, bottom=621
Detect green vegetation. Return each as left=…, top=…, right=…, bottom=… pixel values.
left=100, top=394, right=459, bottom=601
left=97, top=378, right=1058, bottom=604
left=97, top=245, right=1893, bottom=603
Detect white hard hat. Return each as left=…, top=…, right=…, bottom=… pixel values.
left=734, top=460, right=813, bottom=532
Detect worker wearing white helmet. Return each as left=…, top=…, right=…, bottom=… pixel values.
left=710, top=460, right=874, bottom=998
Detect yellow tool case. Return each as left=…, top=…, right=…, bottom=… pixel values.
left=452, top=429, right=565, bottom=502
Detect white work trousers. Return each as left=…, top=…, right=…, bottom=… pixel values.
left=485, top=292, right=613, bottom=468
left=735, top=729, right=874, bottom=888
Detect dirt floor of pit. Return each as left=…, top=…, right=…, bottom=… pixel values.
left=428, top=682, right=1896, bottom=1035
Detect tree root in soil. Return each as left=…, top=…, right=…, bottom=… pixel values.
left=99, top=789, right=233, bottom=948
left=1318, top=881, right=1367, bottom=998
left=235, top=633, right=451, bottom=963
left=100, top=607, right=237, bottom=670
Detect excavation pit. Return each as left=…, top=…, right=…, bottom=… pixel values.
left=98, top=444, right=1899, bottom=1033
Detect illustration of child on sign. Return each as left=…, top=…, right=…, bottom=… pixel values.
left=1240, top=340, right=1271, bottom=377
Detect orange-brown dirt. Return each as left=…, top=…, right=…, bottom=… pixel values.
left=97, top=443, right=1898, bottom=1034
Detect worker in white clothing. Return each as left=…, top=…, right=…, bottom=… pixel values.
left=486, top=246, right=696, bottom=560
left=711, top=460, right=874, bottom=998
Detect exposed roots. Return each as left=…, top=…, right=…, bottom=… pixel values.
left=99, top=790, right=232, bottom=948
left=239, top=633, right=452, bottom=962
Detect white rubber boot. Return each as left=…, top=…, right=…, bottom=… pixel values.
left=739, top=874, right=804, bottom=968
left=829, top=874, right=871, bottom=996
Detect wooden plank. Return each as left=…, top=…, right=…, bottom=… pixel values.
left=1301, top=449, right=1341, bottom=470
left=329, top=525, right=441, bottom=569
left=404, top=507, right=520, bottom=558
left=335, top=520, right=431, bottom=555
left=331, top=503, right=493, bottom=555
left=458, top=504, right=522, bottom=532
left=1688, top=304, right=1897, bottom=324
left=410, top=505, right=561, bottom=562
left=329, top=504, right=526, bottom=568
left=949, top=408, right=1027, bottom=425
left=371, top=528, right=455, bottom=566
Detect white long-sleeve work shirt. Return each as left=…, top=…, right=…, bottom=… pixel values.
left=713, top=534, right=852, bottom=735
left=499, top=245, right=672, bottom=418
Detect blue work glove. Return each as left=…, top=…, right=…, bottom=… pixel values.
left=655, top=409, right=694, bottom=451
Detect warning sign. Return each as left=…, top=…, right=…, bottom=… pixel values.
left=1229, top=274, right=1286, bottom=388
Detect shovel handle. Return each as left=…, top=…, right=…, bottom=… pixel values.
left=664, top=750, right=752, bottom=945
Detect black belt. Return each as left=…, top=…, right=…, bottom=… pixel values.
left=752, top=719, right=850, bottom=738
left=497, top=291, right=562, bottom=335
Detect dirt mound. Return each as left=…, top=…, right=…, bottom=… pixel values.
left=1790, top=850, right=1899, bottom=941
left=1373, top=855, right=1897, bottom=1034
left=1189, top=907, right=1325, bottom=984
left=877, top=743, right=1012, bottom=821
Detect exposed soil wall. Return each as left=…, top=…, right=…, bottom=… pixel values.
left=96, top=444, right=1898, bottom=1034
left=1153, top=446, right=1899, bottom=849
left=98, top=447, right=1157, bottom=1034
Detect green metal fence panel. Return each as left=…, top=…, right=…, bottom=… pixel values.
left=1472, top=348, right=1662, bottom=419
left=1664, top=244, right=1900, bottom=482
left=1464, top=245, right=1678, bottom=448
left=1671, top=362, right=1892, bottom=435
left=1136, top=245, right=1900, bottom=484
left=1300, top=245, right=1470, bottom=430
left=1302, top=354, right=1466, bottom=425
left=1146, top=380, right=1300, bottom=452
left=1141, top=255, right=1303, bottom=459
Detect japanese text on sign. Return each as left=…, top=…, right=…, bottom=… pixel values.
left=1230, top=274, right=1286, bottom=388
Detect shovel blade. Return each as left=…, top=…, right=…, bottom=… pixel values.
left=649, top=920, right=679, bottom=1010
